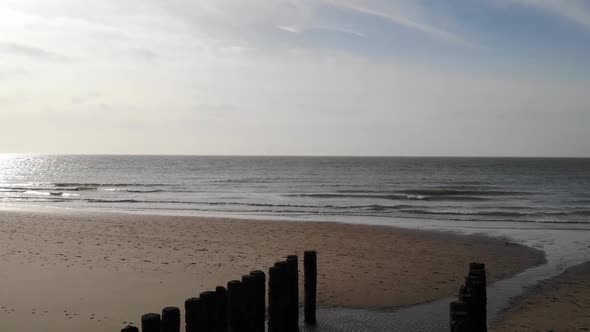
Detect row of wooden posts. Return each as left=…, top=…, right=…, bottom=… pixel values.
left=121, top=251, right=317, bottom=332
left=449, top=262, right=487, bottom=332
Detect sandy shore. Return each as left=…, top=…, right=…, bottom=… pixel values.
left=491, top=261, right=590, bottom=332
left=0, top=209, right=544, bottom=331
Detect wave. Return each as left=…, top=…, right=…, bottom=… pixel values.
left=53, top=182, right=171, bottom=187
left=336, top=189, right=532, bottom=196
left=399, top=189, right=533, bottom=196
left=398, top=209, right=590, bottom=218
left=285, top=193, right=488, bottom=201
left=24, top=190, right=52, bottom=196
left=543, top=210, right=590, bottom=217
left=78, top=199, right=418, bottom=212
left=98, top=188, right=164, bottom=193
left=2, top=184, right=169, bottom=193
left=86, top=199, right=144, bottom=203
left=400, top=209, right=528, bottom=217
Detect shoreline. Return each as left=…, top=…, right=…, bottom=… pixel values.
left=491, top=261, right=590, bottom=331
left=0, top=208, right=545, bottom=331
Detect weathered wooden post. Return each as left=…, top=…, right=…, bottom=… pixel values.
left=276, top=260, right=291, bottom=329
left=449, top=301, right=469, bottom=332
left=450, top=263, right=488, bottom=332
left=466, top=269, right=487, bottom=331
left=185, top=297, right=202, bottom=332
left=268, top=265, right=281, bottom=332
left=469, top=262, right=487, bottom=330
left=121, top=325, right=139, bottom=332
left=227, top=280, right=244, bottom=332
left=286, top=255, right=299, bottom=331
left=304, top=250, right=317, bottom=325
left=250, top=270, right=266, bottom=332
left=141, top=313, right=161, bottom=332
left=241, top=274, right=257, bottom=331
left=200, top=291, right=217, bottom=332
left=161, top=307, right=180, bottom=332
left=215, top=286, right=229, bottom=332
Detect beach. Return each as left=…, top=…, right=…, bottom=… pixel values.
left=0, top=208, right=544, bottom=331
left=491, top=261, right=590, bottom=331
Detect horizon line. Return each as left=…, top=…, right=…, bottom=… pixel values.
left=0, top=153, right=589, bottom=159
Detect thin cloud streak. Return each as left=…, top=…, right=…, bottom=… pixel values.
left=515, top=0, right=590, bottom=30
left=323, top=0, right=465, bottom=43
left=0, top=42, right=72, bottom=62
left=279, top=24, right=366, bottom=38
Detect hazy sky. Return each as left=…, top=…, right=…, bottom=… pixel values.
left=1, top=0, right=589, bottom=156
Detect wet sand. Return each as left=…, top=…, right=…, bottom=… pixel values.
left=491, top=261, right=590, bottom=332
left=0, top=209, right=544, bottom=331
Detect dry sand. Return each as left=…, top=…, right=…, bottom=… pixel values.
left=491, top=261, right=590, bottom=332
left=0, top=209, right=544, bottom=331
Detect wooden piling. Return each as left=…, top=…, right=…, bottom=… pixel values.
left=304, top=251, right=317, bottom=325
left=185, top=297, right=202, bottom=332
left=161, top=307, right=180, bottom=332
left=121, top=325, right=139, bottom=332
left=286, top=255, right=299, bottom=331
left=250, top=270, right=266, bottom=332
left=268, top=265, right=280, bottom=332
left=200, top=291, right=217, bottom=332
left=227, top=280, right=244, bottom=332
left=450, top=263, right=488, bottom=332
left=241, top=274, right=257, bottom=331
left=276, top=261, right=290, bottom=330
left=215, top=286, right=229, bottom=332
left=141, top=313, right=161, bottom=332
left=449, top=301, right=469, bottom=332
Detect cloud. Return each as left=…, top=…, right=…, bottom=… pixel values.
left=279, top=25, right=303, bottom=33
left=122, top=48, right=159, bottom=61
left=0, top=42, right=72, bottom=62
left=279, top=24, right=366, bottom=38
left=322, top=0, right=465, bottom=43
left=514, top=0, right=590, bottom=30
left=192, top=103, right=236, bottom=113
left=0, top=0, right=588, bottom=156
left=0, top=67, right=28, bottom=80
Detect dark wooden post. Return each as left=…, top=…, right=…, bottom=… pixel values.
left=242, top=274, right=257, bottom=331
left=185, top=297, right=202, bottom=332
left=450, top=301, right=469, bottom=332
left=161, top=307, right=180, bottom=332
left=275, top=260, right=290, bottom=330
left=286, top=255, right=299, bottom=331
left=141, top=313, right=161, bottom=332
left=121, top=326, right=139, bottom=332
left=469, top=262, right=487, bottom=330
left=215, top=286, right=229, bottom=332
left=268, top=265, right=280, bottom=332
left=227, top=280, right=244, bottom=332
left=450, top=263, right=487, bottom=332
left=304, top=251, right=317, bottom=325
left=200, top=291, right=217, bottom=332
left=467, top=264, right=487, bottom=332
left=250, top=270, right=266, bottom=332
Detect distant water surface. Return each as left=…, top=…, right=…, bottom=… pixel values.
left=0, top=155, right=589, bottom=226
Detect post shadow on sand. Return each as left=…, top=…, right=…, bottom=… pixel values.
left=122, top=250, right=318, bottom=332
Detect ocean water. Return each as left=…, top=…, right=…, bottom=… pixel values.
left=0, top=155, right=589, bottom=225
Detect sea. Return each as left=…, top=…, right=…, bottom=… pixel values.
left=1, top=155, right=590, bottom=330
left=0, top=155, right=589, bottom=225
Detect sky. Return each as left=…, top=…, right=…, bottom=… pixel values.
left=0, top=0, right=589, bottom=157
